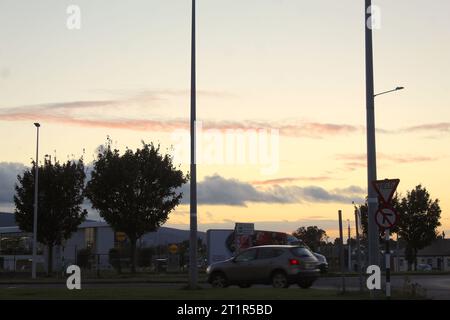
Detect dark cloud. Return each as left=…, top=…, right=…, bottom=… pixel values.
left=271, top=185, right=364, bottom=204
left=0, top=162, right=27, bottom=203
left=180, top=175, right=365, bottom=206
left=180, top=175, right=286, bottom=206
left=0, top=162, right=364, bottom=214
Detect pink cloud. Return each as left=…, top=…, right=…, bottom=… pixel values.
left=0, top=100, right=363, bottom=138
left=403, top=123, right=450, bottom=133
left=250, top=176, right=332, bottom=185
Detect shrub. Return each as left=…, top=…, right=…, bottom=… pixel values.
left=138, top=247, right=155, bottom=267
left=77, top=248, right=92, bottom=269
left=108, top=248, right=122, bottom=273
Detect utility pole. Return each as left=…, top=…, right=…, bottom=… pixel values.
left=32, top=122, right=40, bottom=279
left=355, top=208, right=364, bottom=291
left=189, top=0, right=198, bottom=289
left=365, top=0, right=380, bottom=269
left=347, top=219, right=351, bottom=272
left=338, top=210, right=346, bottom=293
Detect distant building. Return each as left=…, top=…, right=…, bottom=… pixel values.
left=0, top=212, right=205, bottom=272
left=395, top=239, right=450, bottom=271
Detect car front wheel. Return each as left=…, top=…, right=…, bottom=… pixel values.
left=210, top=272, right=228, bottom=288
left=271, top=272, right=289, bottom=288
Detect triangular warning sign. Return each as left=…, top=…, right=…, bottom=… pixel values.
left=372, top=179, right=400, bottom=203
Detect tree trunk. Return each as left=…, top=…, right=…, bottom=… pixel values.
left=47, top=244, right=53, bottom=276
left=130, top=239, right=137, bottom=273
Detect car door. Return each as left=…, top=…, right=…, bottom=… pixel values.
left=225, top=248, right=259, bottom=283
left=249, top=248, right=287, bottom=283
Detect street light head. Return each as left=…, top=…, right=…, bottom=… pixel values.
left=395, top=86, right=404, bottom=91
left=34, top=122, right=40, bottom=128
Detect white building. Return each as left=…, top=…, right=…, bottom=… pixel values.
left=0, top=213, right=205, bottom=272
left=394, top=239, right=450, bottom=271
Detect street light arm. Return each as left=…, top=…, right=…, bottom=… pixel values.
left=374, top=87, right=404, bottom=98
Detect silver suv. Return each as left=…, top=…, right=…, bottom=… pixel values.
left=206, top=245, right=320, bottom=289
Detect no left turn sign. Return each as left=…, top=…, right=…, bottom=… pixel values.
left=375, top=206, right=398, bottom=229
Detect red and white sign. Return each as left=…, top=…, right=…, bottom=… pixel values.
left=372, top=179, right=400, bottom=204
left=375, top=206, right=398, bottom=229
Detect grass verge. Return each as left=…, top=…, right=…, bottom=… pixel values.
left=0, top=287, right=416, bottom=300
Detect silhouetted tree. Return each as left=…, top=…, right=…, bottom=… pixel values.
left=292, top=226, right=327, bottom=251
left=14, top=158, right=87, bottom=274
left=85, top=140, right=188, bottom=273
left=397, top=185, right=441, bottom=270
left=357, top=185, right=441, bottom=270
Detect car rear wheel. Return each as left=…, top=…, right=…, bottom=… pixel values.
left=210, top=272, right=228, bottom=288
left=271, top=272, right=289, bottom=288
left=298, top=279, right=314, bottom=289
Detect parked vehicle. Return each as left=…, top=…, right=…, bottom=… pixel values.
left=207, top=229, right=305, bottom=265
left=416, top=263, right=432, bottom=271
left=207, top=245, right=320, bottom=289
left=313, top=253, right=328, bottom=273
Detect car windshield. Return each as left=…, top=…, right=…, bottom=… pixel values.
left=291, top=247, right=315, bottom=258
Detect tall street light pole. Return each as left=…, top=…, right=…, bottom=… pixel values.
left=32, top=122, right=40, bottom=279
left=364, top=0, right=379, bottom=270
left=189, top=0, right=198, bottom=289
left=365, top=0, right=405, bottom=272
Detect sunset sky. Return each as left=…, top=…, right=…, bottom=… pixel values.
left=1, top=0, right=449, bottom=239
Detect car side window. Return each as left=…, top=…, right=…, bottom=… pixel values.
left=235, top=249, right=257, bottom=262
left=257, top=248, right=284, bottom=259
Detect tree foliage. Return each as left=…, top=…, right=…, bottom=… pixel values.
left=292, top=226, right=328, bottom=251
left=85, top=140, right=188, bottom=272
left=356, top=185, right=441, bottom=270
left=14, top=158, right=87, bottom=274
left=397, top=185, right=441, bottom=269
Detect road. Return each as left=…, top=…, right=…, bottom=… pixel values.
left=1, top=275, right=449, bottom=299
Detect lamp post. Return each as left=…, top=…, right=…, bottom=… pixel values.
left=32, top=122, right=40, bottom=279
left=365, top=0, right=379, bottom=270
left=365, top=0, right=405, bottom=271
left=189, top=0, right=198, bottom=289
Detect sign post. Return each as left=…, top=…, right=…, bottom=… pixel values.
left=168, top=244, right=180, bottom=273
left=372, top=178, right=400, bottom=299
